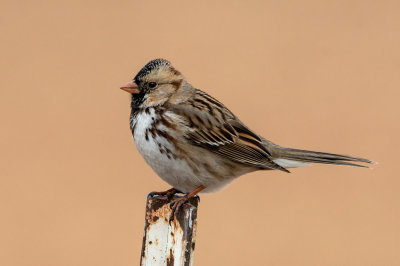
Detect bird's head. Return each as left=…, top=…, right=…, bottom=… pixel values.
left=121, top=59, right=184, bottom=108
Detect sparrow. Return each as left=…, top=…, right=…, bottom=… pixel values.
left=121, top=59, right=373, bottom=211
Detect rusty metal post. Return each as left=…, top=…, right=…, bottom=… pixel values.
left=140, top=194, right=199, bottom=266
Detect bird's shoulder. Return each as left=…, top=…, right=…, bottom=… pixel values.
left=167, top=86, right=235, bottom=123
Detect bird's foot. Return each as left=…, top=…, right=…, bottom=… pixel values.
left=169, top=195, right=192, bottom=225
left=168, top=185, right=205, bottom=224
left=148, top=187, right=181, bottom=201
left=170, top=194, right=190, bottom=213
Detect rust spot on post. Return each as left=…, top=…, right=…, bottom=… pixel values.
left=166, top=249, right=174, bottom=266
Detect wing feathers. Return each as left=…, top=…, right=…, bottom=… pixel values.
left=174, top=89, right=288, bottom=172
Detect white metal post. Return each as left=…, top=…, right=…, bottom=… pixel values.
left=140, top=194, right=199, bottom=266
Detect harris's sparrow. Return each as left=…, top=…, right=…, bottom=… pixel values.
left=121, top=59, right=372, bottom=210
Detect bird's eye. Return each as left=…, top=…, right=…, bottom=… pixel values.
left=148, top=82, right=157, bottom=88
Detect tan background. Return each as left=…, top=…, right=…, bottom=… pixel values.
left=1, top=0, right=399, bottom=265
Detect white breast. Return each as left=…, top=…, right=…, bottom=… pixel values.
left=131, top=108, right=203, bottom=192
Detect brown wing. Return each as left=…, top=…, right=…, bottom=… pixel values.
left=169, top=89, right=289, bottom=172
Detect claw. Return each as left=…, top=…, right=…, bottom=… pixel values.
left=170, top=197, right=186, bottom=212
left=169, top=196, right=188, bottom=225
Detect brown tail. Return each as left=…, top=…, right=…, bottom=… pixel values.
left=276, top=147, right=374, bottom=168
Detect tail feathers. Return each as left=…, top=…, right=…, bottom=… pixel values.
left=276, top=147, right=373, bottom=168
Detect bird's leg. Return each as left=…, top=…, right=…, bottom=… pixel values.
left=170, top=185, right=205, bottom=218
left=148, top=187, right=181, bottom=201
